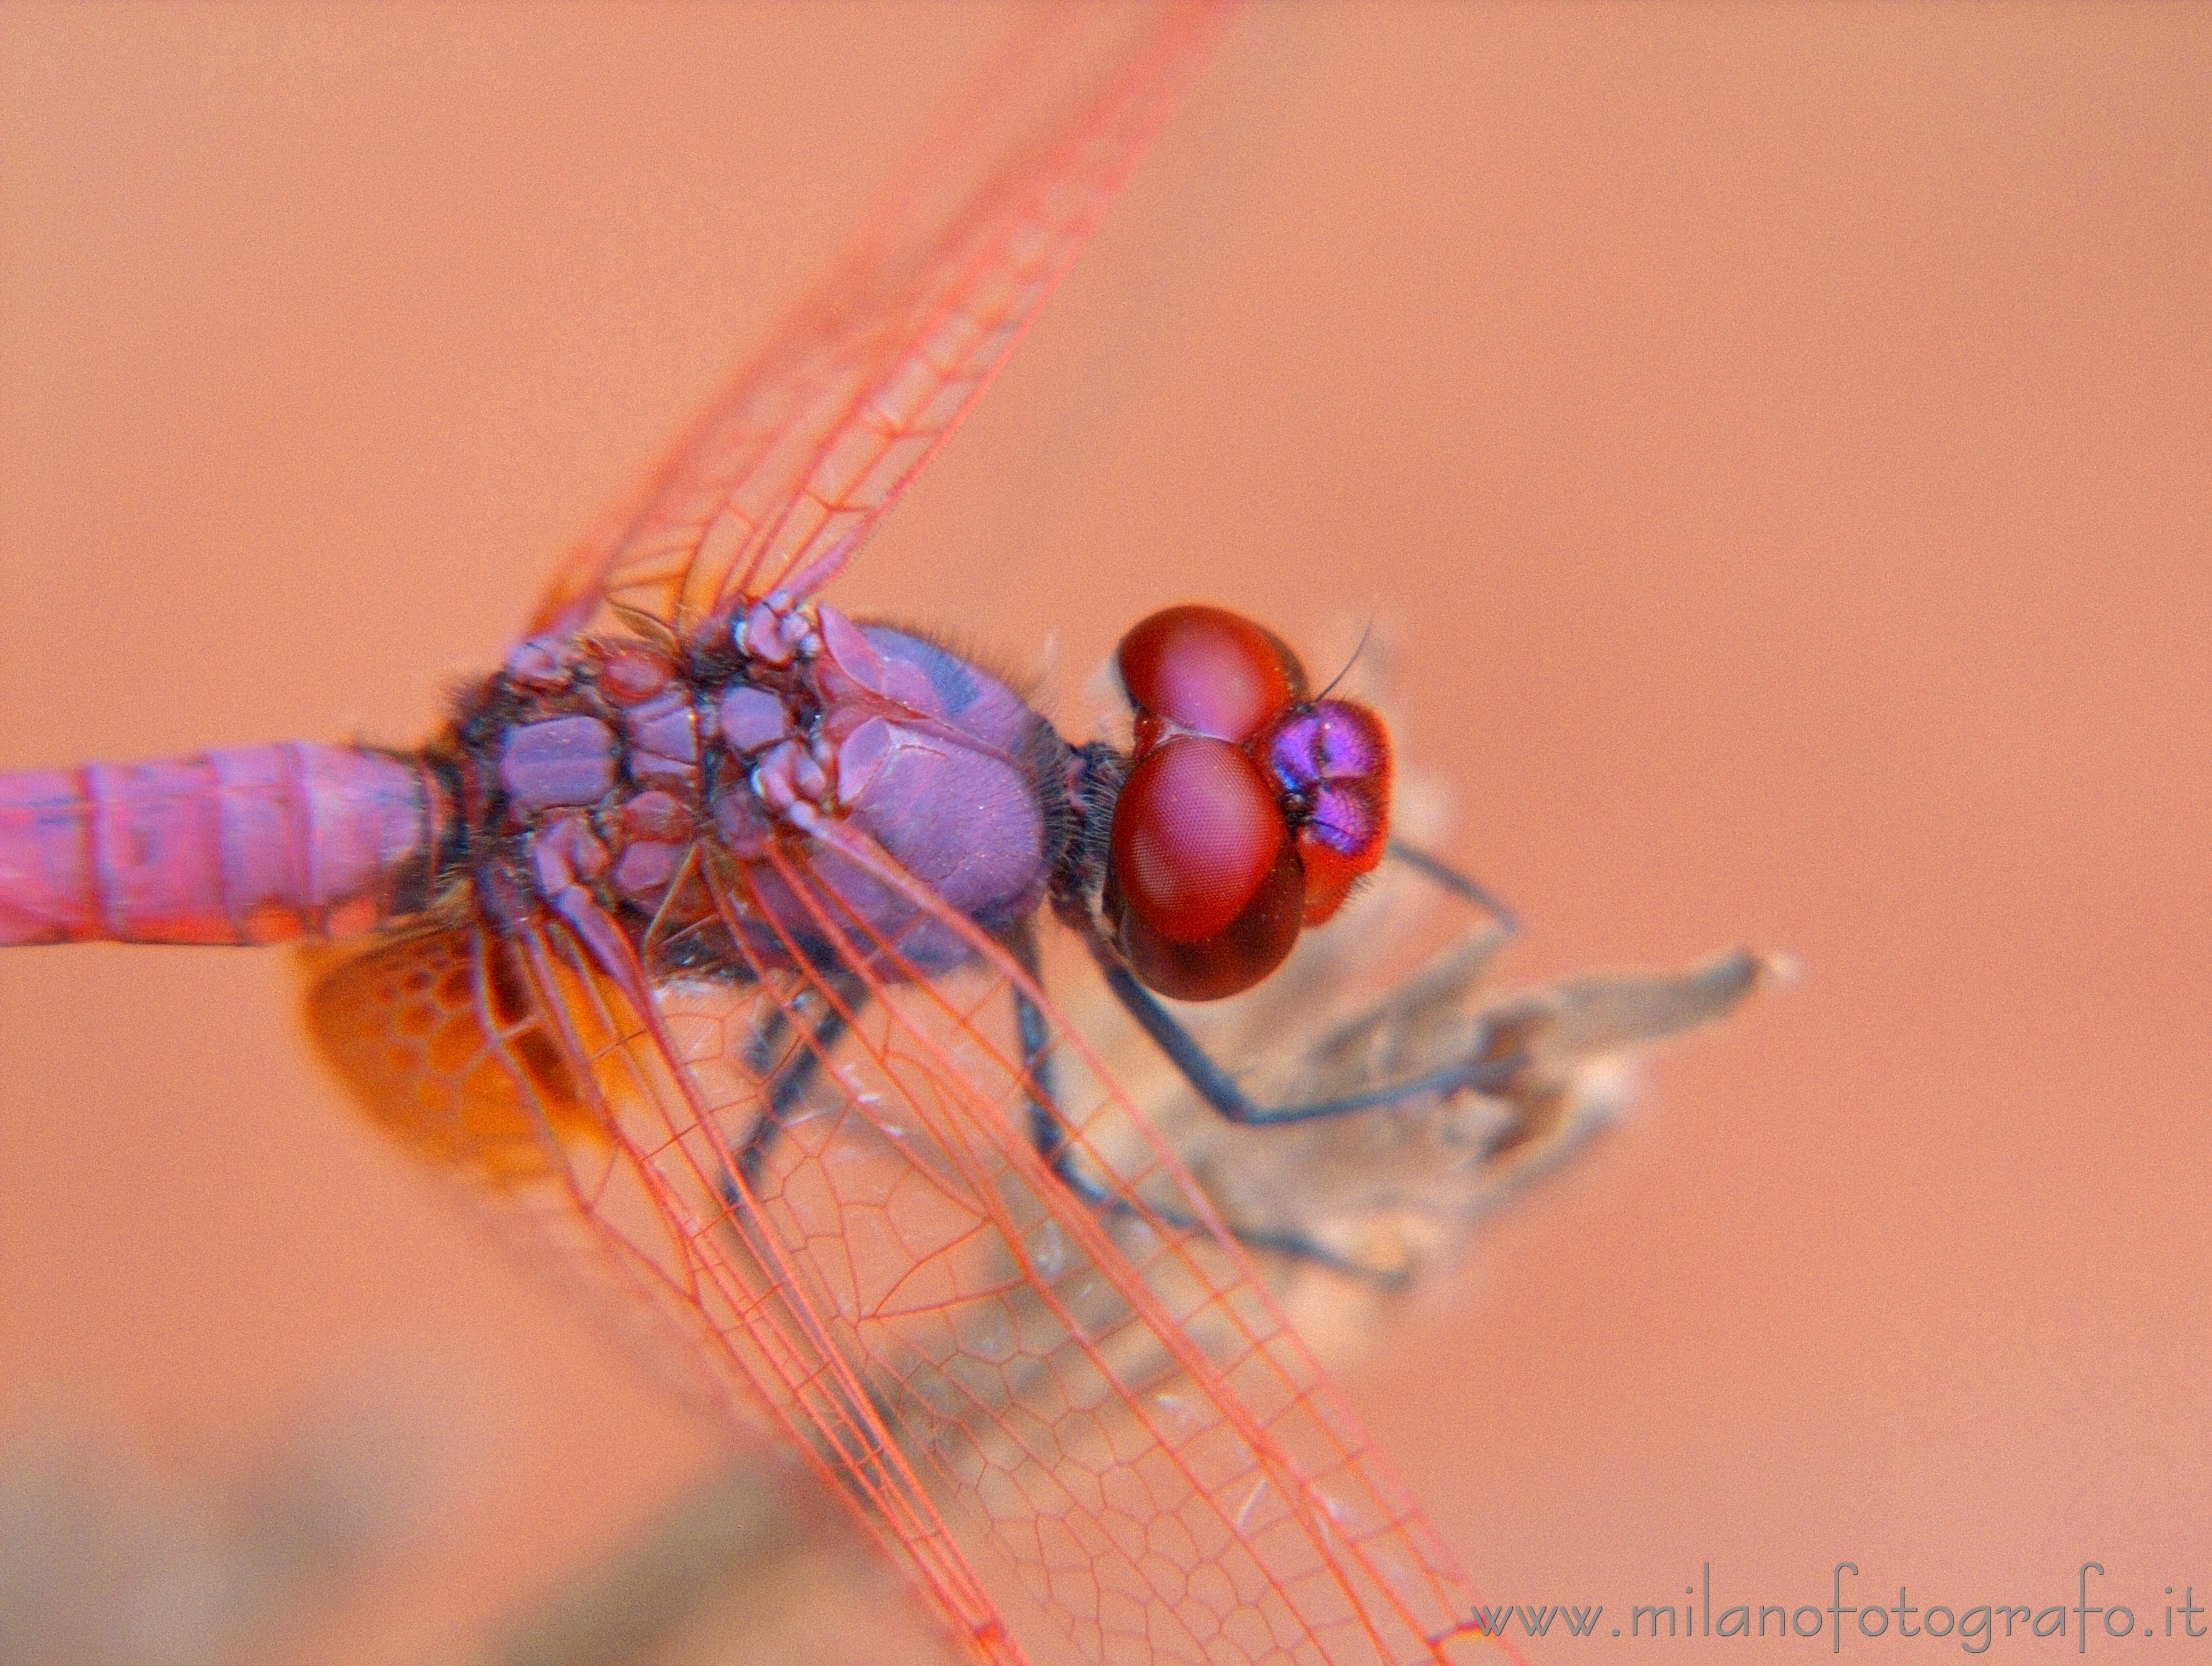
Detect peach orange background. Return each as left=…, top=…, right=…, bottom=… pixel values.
left=3, top=5, right=2207, bottom=1661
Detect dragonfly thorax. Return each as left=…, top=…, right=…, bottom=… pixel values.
left=443, top=607, right=1068, bottom=983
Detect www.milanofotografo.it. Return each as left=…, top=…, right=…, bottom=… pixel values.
left=1461, top=1564, right=2208, bottom=1652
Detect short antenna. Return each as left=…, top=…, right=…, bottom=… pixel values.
left=1313, top=617, right=1375, bottom=702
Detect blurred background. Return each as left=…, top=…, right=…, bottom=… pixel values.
left=2, top=4, right=2206, bottom=1661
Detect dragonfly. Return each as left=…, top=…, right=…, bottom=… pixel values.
left=0, top=7, right=1767, bottom=1664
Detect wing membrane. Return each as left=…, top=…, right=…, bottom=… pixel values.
left=531, top=1, right=1235, bottom=640
left=316, top=9, right=1519, bottom=1650
left=670, top=824, right=1496, bottom=1660
left=304, top=917, right=1015, bottom=1653
left=302, top=834, right=1502, bottom=1664
left=736, top=823, right=1491, bottom=1666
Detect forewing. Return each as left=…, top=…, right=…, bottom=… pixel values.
left=530, top=1, right=1235, bottom=640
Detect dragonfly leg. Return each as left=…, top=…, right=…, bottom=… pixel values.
left=1380, top=839, right=1520, bottom=935
left=1007, top=921, right=1084, bottom=1190
left=1010, top=922, right=1423, bottom=1283
left=1091, top=840, right=1526, bottom=1127
left=1018, top=953, right=1381, bottom=1278
left=725, top=978, right=861, bottom=1196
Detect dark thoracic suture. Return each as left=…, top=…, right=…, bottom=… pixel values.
left=1043, top=740, right=1126, bottom=942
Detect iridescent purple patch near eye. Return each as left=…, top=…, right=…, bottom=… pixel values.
left=1304, top=782, right=1381, bottom=857
left=499, top=716, right=616, bottom=812
left=1266, top=701, right=1383, bottom=794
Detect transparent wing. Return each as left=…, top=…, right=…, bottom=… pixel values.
left=303, top=914, right=1018, bottom=1653
left=715, top=825, right=1501, bottom=1666
left=301, top=834, right=1513, bottom=1665
left=530, top=1, right=1235, bottom=641
left=301, top=921, right=791, bottom=1430
left=461, top=934, right=1771, bottom=1666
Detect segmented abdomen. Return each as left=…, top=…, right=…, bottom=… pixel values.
left=0, top=744, right=442, bottom=946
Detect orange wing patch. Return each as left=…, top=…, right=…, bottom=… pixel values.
left=300, top=920, right=802, bottom=1428
left=301, top=923, right=613, bottom=1186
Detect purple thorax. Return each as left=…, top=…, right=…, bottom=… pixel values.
left=464, top=605, right=1064, bottom=984
left=721, top=615, right=1058, bottom=974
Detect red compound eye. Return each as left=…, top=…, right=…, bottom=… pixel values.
left=1106, top=737, right=1303, bottom=1000
left=1116, top=605, right=1308, bottom=749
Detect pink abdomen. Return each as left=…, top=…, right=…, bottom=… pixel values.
left=0, top=744, right=443, bottom=946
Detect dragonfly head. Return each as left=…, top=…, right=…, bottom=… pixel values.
left=1099, top=606, right=1391, bottom=1002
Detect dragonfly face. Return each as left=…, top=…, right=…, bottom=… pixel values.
left=1092, top=605, right=1393, bottom=1001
